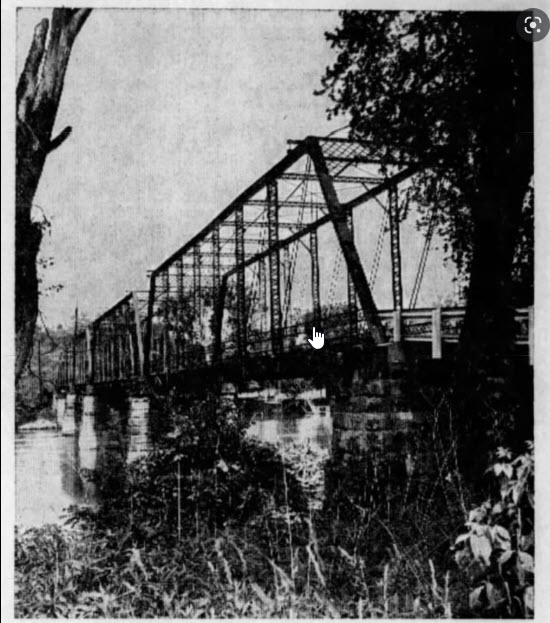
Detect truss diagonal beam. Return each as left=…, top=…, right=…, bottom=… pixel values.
left=307, top=138, right=385, bottom=345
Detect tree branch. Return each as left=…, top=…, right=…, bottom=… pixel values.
left=48, top=126, right=72, bottom=152
left=67, top=8, right=92, bottom=39
left=31, top=9, right=91, bottom=142
left=16, top=18, right=49, bottom=119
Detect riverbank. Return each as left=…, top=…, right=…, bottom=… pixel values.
left=15, top=403, right=56, bottom=431
left=14, top=397, right=534, bottom=618
left=18, top=417, right=59, bottom=431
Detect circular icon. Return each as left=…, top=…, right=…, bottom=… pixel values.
left=517, top=8, right=549, bottom=42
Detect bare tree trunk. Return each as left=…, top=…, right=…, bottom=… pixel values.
left=452, top=23, right=533, bottom=476
left=455, top=22, right=533, bottom=385
left=16, top=8, right=91, bottom=384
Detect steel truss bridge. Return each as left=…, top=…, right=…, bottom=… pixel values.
left=56, top=137, right=533, bottom=390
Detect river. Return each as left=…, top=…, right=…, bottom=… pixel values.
left=15, top=398, right=332, bottom=528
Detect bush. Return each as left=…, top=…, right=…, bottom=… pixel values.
left=70, top=393, right=306, bottom=539
left=15, top=392, right=535, bottom=619
left=452, top=442, right=534, bottom=617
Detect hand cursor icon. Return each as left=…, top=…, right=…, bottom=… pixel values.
left=308, top=328, right=324, bottom=350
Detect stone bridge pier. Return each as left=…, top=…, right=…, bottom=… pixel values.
left=330, top=342, right=433, bottom=503
left=59, top=391, right=77, bottom=435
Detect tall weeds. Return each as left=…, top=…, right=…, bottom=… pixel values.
left=15, top=394, right=534, bottom=618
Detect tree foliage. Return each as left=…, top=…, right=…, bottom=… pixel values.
left=318, top=10, right=533, bottom=381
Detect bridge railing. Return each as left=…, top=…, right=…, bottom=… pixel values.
left=375, top=307, right=532, bottom=361
left=55, top=303, right=532, bottom=389
left=215, top=305, right=533, bottom=362
left=54, top=134, right=533, bottom=389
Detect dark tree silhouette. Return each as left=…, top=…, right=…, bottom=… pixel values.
left=318, top=11, right=533, bottom=389
left=16, top=8, right=91, bottom=384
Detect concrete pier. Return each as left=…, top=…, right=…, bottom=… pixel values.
left=82, top=394, right=96, bottom=417
left=61, top=393, right=77, bottom=436
left=127, top=397, right=150, bottom=462
left=54, top=393, right=66, bottom=425
left=79, top=410, right=98, bottom=472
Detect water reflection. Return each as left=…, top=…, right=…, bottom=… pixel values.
left=15, top=399, right=150, bottom=529
left=16, top=397, right=333, bottom=528
left=60, top=403, right=77, bottom=436
left=247, top=411, right=332, bottom=451
left=79, top=413, right=98, bottom=503
left=79, top=414, right=97, bottom=470
left=15, top=431, right=77, bottom=527
left=59, top=434, right=84, bottom=501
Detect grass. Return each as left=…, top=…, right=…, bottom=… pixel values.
left=14, top=509, right=460, bottom=618
left=14, top=394, right=534, bottom=618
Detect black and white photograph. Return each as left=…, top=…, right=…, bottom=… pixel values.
left=3, top=0, right=548, bottom=619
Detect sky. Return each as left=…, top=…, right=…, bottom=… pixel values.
left=17, top=8, right=459, bottom=329
left=17, top=8, right=350, bottom=327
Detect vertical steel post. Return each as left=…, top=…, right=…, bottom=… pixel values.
left=193, top=245, right=202, bottom=344
left=212, top=226, right=221, bottom=304
left=388, top=184, right=403, bottom=312
left=102, top=325, right=111, bottom=381
left=128, top=330, right=135, bottom=376
left=310, top=229, right=321, bottom=327
left=99, top=334, right=104, bottom=382
left=235, top=205, right=247, bottom=361
left=97, top=335, right=101, bottom=382
left=104, top=335, right=108, bottom=381
left=111, top=332, right=115, bottom=380
left=176, top=258, right=183, bottom=368
left=346, top=209, right=358, bottom=338
left=62, top=346, right=66, bottom=387
left=132, top=291, right=144, bottom=377
left=393, top=309, right=402, bottom=342
left=144, top=272, right=156, bottom=377
left=98, top=334, right=102, bottom=382
left=85, top=326, right=94, bottom=384
left=163, top=271, right=170, bottom=374
left=213, top=276, right=228, bottom=365
left=117, top=311, right=123, bottom=379
left=212, top=226, right=222, bottom=364
left=122, top=310, right=127, bottom=378
left=432, top=306, right=442, bottom=359
left=260, top=258, right=267, bottom=314
left=109, top=327, right=114, bottom=381
left=104, top=337, right=108, bottom=381
left=267, top=182, right=282, bottom=355
left=72, top=307, right=78, bottom=388
left=528, top=305, right=534, bottom=366
left=122, top=310, right=128, bottom=378
left=104, top=328, right=108, bottom=381
left=37, top=337, right=43, bottom=402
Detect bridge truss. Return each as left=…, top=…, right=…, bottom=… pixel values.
left=57, top=137, right=532, bottom=390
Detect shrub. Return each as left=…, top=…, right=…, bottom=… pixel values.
left=452, top=442, right=534, bottom=617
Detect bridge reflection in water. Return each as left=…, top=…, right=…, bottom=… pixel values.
left=16, top=399, right=152, bottom=528
left=15, top=401, right=330, bottom=528
left=248, top=411, right=332, bottom=451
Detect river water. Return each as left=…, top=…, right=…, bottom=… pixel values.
left=15, top=399, right=332, bottom=528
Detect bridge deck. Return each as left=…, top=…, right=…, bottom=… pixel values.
left=55, top=137, right=533, bottom=390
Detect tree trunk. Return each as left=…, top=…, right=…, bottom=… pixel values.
left=456, top=151, right=532, bottom=383
left=15, top=9, right=91, bottom=384
left=453, top=23, right=533, bottom=472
